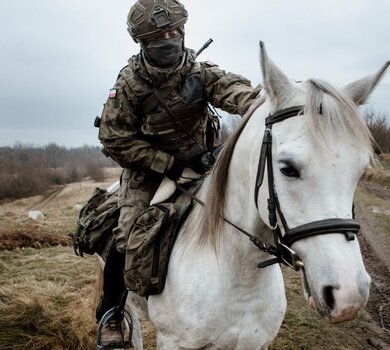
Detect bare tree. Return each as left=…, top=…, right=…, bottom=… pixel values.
left=363, top=108, right=390, bottom=154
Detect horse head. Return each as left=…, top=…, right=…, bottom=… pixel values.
left=257, top=42, right=389, bottom=323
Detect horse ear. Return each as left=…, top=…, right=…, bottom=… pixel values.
left=343, top=61, right=390, bottom=105
left=259, top=41, right=295, bottom=109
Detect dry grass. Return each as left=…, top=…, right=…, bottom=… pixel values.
left=0, top=171, right=121, bottom=350
left=363, top=167, right=390, bottom=188
left=0, top=246, right=385, bottom=350
left=0, top=247, right=99, bottom=350
left=362, top=155, right=390, bottom=188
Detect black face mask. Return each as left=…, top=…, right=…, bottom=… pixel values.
left=142, top=36, right=184, bottom=69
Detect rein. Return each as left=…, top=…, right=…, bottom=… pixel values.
left=176, top=183, right=282, bottom=259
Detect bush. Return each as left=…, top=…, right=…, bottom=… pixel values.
left=363, top=108, right=390, bottom=153
left=86, top=162, right=105, bottom=182
left=0, top=144, right=118, bottom=200
left=0, top=152, right=50, bottom=199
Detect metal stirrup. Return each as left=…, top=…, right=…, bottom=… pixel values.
left=96, top=307, right=133, bottom=349
left=96, top=289, right=133, bottom=349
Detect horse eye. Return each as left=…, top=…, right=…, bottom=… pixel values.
left=280, top=164, right=300, bottom=178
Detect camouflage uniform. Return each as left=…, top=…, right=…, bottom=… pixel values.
left=98, top=49, right=260, bottom=253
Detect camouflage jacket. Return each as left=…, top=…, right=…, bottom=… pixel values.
left=98, top=49, right=260, bottom=175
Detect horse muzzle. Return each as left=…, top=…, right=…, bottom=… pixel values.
left=301, top=264, right=371, bottom=324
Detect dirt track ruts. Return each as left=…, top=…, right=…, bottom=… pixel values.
left=356, top=181, right=390, bottom=345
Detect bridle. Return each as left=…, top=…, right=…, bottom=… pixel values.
left=252, top=105, right=360, bottom=269
left=177, top=104, right=360, bottom=271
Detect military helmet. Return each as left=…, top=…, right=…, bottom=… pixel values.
left=127, top=0, right=188, bottom=41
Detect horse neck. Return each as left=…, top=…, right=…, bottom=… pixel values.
left=222, top=110, right=271, bottom=259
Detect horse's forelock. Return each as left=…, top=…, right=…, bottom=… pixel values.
left=305, top=79, right=374, bottom=155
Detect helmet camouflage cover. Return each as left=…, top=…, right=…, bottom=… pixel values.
left=127, top=0, right=188, bottom=41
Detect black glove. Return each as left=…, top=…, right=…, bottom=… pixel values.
left=186, top=154, right=208, bottom=174
left=165, top=159, right=185, bottom=180
left=200, top=153, right=215, bottom=172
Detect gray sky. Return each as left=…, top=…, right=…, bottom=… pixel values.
left=0, top=0, right=389, bottom=148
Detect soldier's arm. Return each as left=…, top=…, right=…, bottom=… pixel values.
left=98, top=86, right=171, bottom=174
left=200, top=62, right=261, bottom=116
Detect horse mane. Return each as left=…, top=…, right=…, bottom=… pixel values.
left=305, top=79, right=373, bottom=152
left=193, top=80, right=373, bottom=251
left=193, top=110, right=254, bottom=250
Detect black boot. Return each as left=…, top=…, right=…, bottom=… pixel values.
left=96, top=242, right=126, bottom=322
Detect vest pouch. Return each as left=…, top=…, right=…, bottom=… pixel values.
left=124, top=202, right=190, bottom=297
left=70, top=188, right=119, bottom=257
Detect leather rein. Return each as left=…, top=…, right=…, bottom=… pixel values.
left=253, top=105, right=360, bottom=269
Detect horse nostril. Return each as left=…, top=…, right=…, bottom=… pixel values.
left=323, top=286, right=335, bottom=311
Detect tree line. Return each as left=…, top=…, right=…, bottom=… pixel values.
left=0, top=143, right=117, bottom=200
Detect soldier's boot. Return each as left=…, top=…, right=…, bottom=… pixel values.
left=97, top=307, right=133, bottom=349
left=99, top=317, right=126, bottom=348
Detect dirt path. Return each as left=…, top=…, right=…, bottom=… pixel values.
left=359, top=234, right=390, bottom=343
left=356, top=181, right=390, bottom=272
left=355, top=180, right=390, bottom=345
left=360, top=180, right=390, bottom=201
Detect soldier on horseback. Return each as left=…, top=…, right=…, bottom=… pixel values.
left=96, top=0, right=260, bottom=347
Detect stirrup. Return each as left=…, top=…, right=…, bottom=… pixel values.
left=96, top=307, right=133, bottom=349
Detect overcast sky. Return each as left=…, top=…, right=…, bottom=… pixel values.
left=0, top=0, right=389, bottom=148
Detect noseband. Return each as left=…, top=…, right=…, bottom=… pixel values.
left=253, top=105, right=360, bottom=269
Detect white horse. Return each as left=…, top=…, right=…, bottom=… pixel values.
left=124, top=43, right=389, bottom=349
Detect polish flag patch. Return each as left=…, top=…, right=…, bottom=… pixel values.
left=109, top=89, right=117, bottom=99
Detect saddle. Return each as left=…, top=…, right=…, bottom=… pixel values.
left=124, top=178, right=200, bottom=297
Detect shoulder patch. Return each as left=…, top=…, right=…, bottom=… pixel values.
left=109, top=89, right=117, bottom=99
left=205, top=61, right=219, bottom=67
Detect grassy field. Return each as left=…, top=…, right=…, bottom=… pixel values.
left=0, top=247, right=383, bottom=350
left=0, top=247, right=98, bottom=350
left=0, top=166, right=389, bottom=349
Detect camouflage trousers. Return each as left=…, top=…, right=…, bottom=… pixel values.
left=114, top=168, right=162, bottom=254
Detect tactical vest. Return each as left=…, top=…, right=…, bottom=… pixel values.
left=121, top=53, right=218, bottom=162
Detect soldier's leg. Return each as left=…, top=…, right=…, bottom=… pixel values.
left=96, top=205, right=144, bottom=348
left=96, top=171, right=162, bottom=346
left=96, top=204, right=140, bottom=323
left=96, top=238, right=125, bottom=322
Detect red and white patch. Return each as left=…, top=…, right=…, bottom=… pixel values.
left=109, top=89, right=117, bottom=99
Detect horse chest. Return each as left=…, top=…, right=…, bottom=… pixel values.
left=150, top=257, right=285, bottom=349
